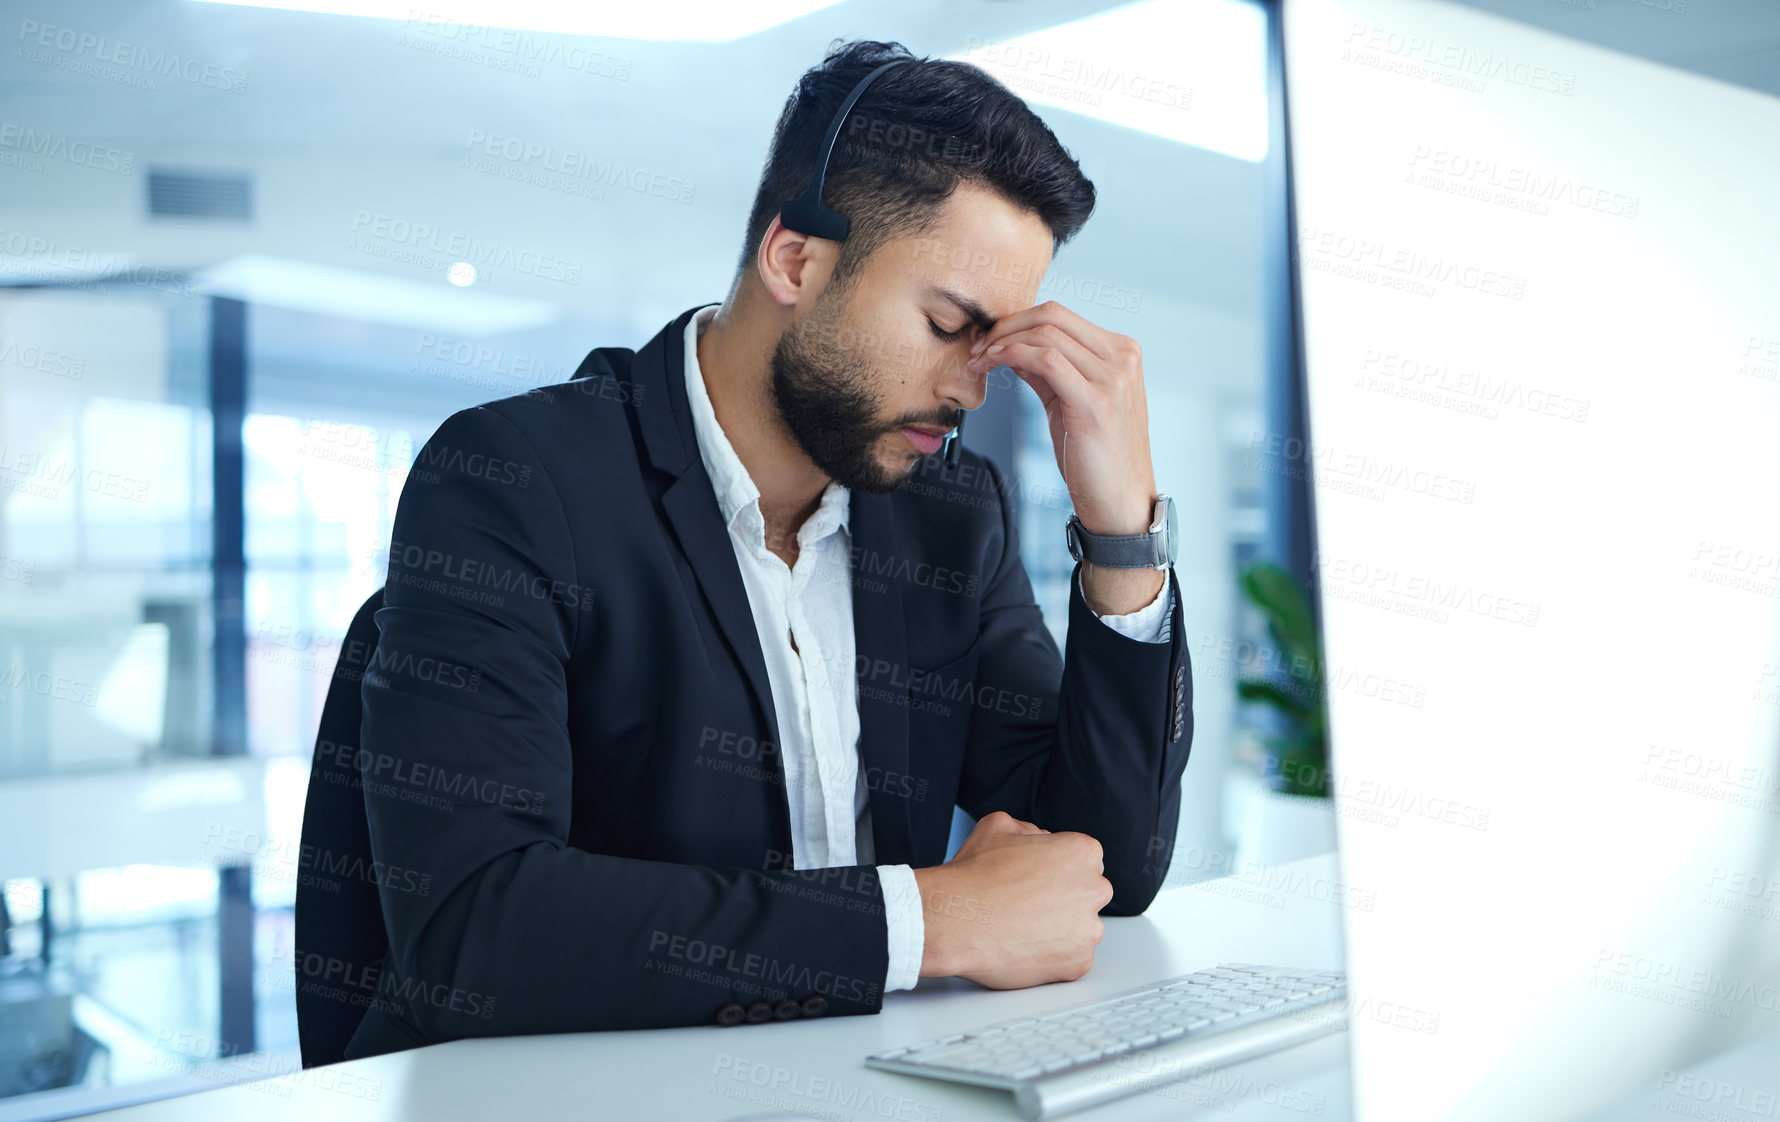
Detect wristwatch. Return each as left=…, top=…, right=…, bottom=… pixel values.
left=1065, top=495, right=1176, bottom=570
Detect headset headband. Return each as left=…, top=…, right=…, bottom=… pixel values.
left=778, top=58, right=912, bottom=243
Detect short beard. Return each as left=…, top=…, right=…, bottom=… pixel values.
left=768, top=293, right=910, bottom=494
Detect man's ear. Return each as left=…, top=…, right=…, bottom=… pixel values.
left=756, top=214, right=838, bottom=312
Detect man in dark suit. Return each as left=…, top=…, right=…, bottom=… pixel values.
left=341, top=39, right=1192, bottom=1060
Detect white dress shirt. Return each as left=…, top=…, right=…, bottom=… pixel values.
left=682, top=303, right=1174, bottom=994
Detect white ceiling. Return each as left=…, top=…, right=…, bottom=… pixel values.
left=0, top=0, right=1256, bottom=318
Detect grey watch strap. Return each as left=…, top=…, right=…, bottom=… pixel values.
left=1066, top=496, right=1174, bottom=569
left=1067, top=516, right=1161, bottom=567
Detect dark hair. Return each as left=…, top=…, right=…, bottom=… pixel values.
left=737, top=39, right=1097, bottom=292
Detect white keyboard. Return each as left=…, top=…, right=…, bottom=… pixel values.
left=865, top=963, right=1348, bottom=1120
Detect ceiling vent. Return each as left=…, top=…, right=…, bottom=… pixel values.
left=148, top=169, right=253, bottom=220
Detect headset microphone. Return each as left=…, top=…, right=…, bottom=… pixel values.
left=779, top=57, right=970, bottom=471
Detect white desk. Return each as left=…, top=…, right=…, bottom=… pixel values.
left=89, top=853, right=1354, bottom=1122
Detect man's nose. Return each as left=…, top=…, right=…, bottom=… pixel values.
left=944, top=348, right=992, bottom=413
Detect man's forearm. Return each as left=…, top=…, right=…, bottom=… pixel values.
left=1080, top=561, right=1166, bottom=617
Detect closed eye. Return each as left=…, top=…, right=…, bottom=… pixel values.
left=927, top=318, right=969, bottom=343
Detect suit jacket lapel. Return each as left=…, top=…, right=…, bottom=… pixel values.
left=633, top=304, right=915, bottom=868
left=636, top=306, right=786, bottom=838
left=849, top=489, right=914, bottom=867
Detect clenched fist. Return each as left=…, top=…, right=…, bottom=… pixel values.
left=913, top=810, right=1114, bottom=988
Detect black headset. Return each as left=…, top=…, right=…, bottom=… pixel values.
left=777, top=57, right=969, bottom=470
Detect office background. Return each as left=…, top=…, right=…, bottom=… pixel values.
left=1, top=0, right=1774, bottom=1117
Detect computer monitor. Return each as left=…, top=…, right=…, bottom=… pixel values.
left=1282, top=0, right=1780, bottom=1117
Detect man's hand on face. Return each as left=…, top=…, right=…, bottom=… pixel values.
left=965, top=302, right=1165, bottom=615
left=965, top=300, right=1155, bottom=538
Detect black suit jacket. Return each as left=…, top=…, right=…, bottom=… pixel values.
left=340, top=303, right=1193, bottom=1060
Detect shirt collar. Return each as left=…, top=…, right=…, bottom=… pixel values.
left=683, top=304, right=850, bottom=548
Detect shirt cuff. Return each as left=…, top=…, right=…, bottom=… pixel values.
left=878, top=863, right=925, bottom=993
left=1079, top=568, right=1174, bottom=644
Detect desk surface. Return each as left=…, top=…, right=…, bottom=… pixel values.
left=90, top=854, right=1354, bottom=1122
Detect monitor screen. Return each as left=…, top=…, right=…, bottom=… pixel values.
left=1283, top=0, right=1780, bottom=1116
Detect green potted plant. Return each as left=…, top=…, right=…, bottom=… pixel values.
left=1236, top=561, right=1330, bottom=798
left=1231, top=561, right=1337, bottom=867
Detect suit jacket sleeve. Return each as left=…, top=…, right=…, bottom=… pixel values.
left=953, top=457, right=1193, bottom=915
left=357, top=405, right=889, bottom=1045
